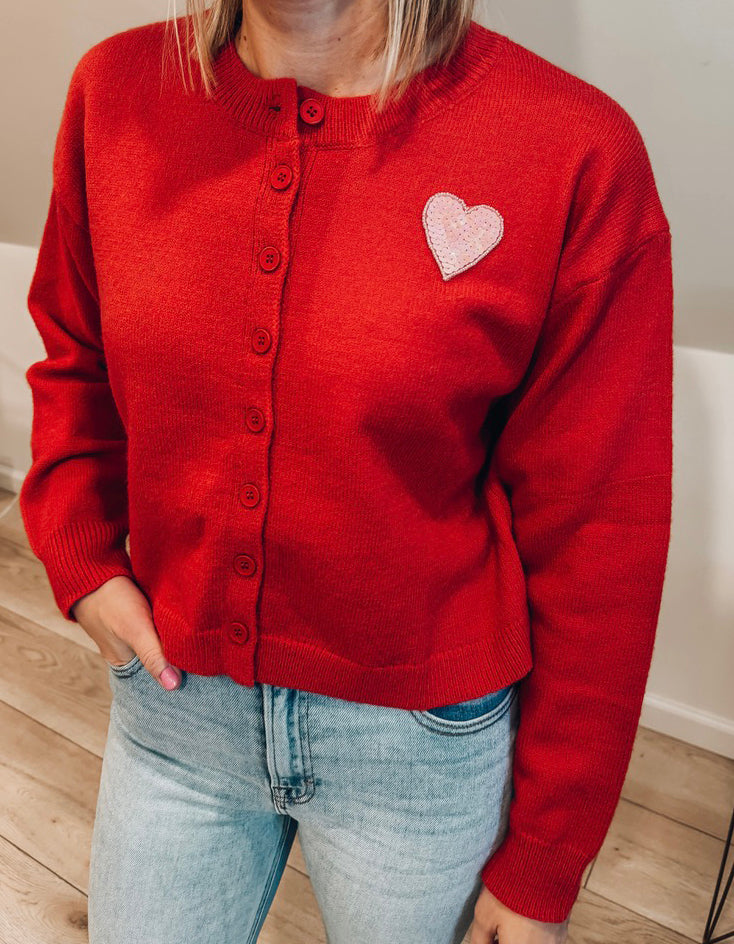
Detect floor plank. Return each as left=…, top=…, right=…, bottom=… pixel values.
left=624, top=724, right=734, bottom=840
left=0, top=605, right=112, bottom=757
left=0, top=834, right=88, bottom=944
left=0, top=535, right=96, bottom=652
left=0, top=698, right=100, bottom=893
left=567, top=886, right=698, bottom=943
left=587, top=797, right=733, bottom=941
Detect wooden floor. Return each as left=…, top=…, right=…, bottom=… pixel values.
left=0, top=484, right=731, bottom=944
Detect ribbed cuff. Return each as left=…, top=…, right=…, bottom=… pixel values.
left=38, top=520, right=137, bottom=622
left=481, top=827, right=591, bottom=923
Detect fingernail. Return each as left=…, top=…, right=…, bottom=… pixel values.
left=160, top=666, right=180, bottom=690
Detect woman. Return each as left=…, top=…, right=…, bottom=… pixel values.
left=19, top=0, right=673, bottom=941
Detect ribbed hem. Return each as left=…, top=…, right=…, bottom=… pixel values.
left=144, top=600, right=534, bottom=708
left=481, top=827, right=591, bottom=923
left=209, top=18, right=507, bottom=146
left=38, top=520, right=136, bottom=622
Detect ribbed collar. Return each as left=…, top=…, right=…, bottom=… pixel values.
left=210, top=19, right=506, bottom=146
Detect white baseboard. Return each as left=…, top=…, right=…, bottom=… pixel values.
left=641, top=692, right=734, bottom=760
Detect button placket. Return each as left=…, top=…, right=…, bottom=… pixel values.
left=229, top=136, right=301, bottom=668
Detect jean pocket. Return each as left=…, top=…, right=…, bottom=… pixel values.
left=106, top=653, right=145, bottom=678
left=411, top=682, right=517, bottom=734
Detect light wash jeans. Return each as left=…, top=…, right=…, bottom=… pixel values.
left=87, top=655, right=521, bottom=944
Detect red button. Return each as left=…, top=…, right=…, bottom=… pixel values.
left=270, top=164, right=293, bottom=190
left=252, top=328, right=272, bottom=354
left=259, top=246, right=281, bottom=271
left=299, top=98, right=324, bottom=125
left=228, top=621, right=250, bottom=644
left=245, top=407, right=265, bottom=432
left=234, top=554, right=257, bottom=577
left=238, top=483, right=261, bottom=508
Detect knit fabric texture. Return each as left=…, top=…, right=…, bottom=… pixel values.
left=19, top=16, right=674, bottom=923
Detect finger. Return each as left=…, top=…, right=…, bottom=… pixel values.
left=126, top=617, right=181, bottom=691
left=138, top=642, right=182, bottom=690
left=469, top=918, right=498, bottom=944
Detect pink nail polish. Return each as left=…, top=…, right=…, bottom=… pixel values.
left=160, top=666, right=180, bottom=690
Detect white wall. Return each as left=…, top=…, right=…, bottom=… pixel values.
left=2, top=1, right=733, bottom=755
left=493, top=0, right=733, bottom=354
left=2, top=244, right=40, bottom=493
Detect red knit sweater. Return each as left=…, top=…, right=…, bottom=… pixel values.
left=20, top=16, right=673, bottom=923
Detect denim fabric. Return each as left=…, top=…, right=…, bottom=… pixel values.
left=88, top=657, right=520, bottom=944
left=420, top=683, right=516, bottom=722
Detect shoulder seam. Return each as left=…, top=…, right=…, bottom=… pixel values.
left=551, top=228, right=671, bottom=308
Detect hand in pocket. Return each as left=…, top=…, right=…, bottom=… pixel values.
left=72, top=576, right=182, bottom=690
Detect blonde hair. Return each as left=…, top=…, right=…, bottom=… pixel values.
left=164, top=0, right=477, bottom=111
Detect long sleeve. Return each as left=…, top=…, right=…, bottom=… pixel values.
left=19, top=56, right=136, bottom=622
left=479, top=121, right=674, bottom=921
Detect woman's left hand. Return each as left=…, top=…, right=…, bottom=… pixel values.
left=471, top=886, right=570, bottom=943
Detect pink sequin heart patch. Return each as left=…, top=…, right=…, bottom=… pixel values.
left=422, top=192, right=504, bottom=281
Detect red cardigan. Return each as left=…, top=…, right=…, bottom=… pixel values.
left=19, top=17, right=674, bottom=923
